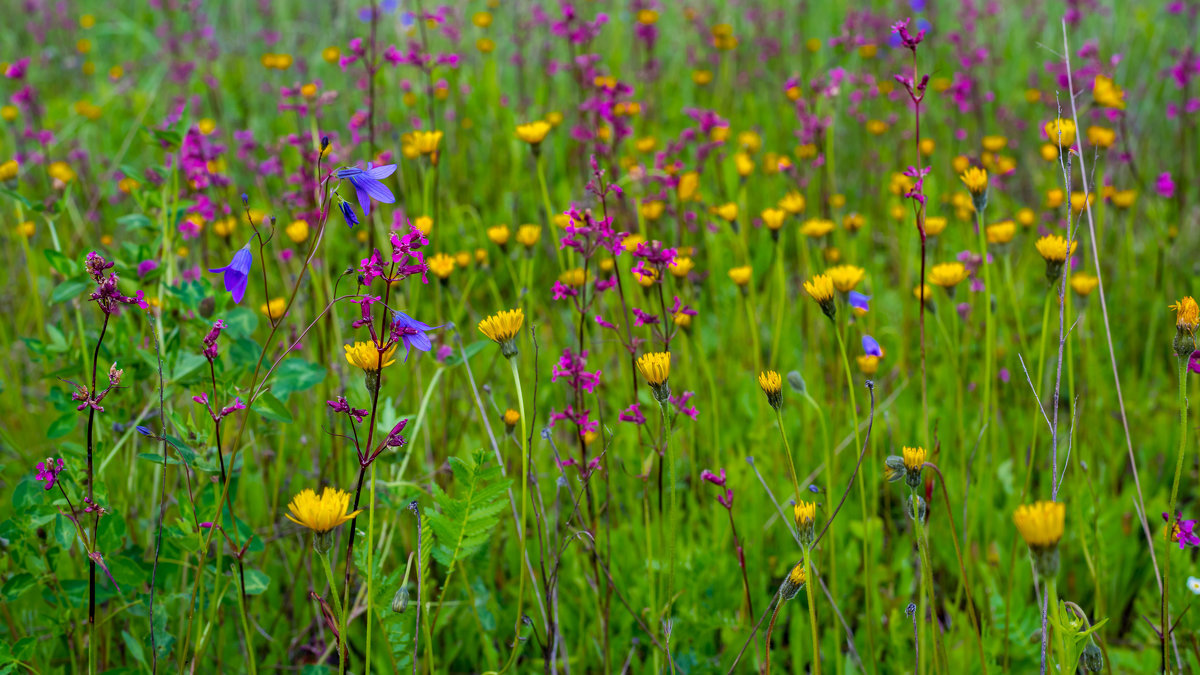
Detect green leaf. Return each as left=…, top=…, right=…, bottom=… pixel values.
left=271, top=358, right=326, bottom=399
left=116, top=213, right=155, bottom=231
left=171, top=353, right=208, bottom=382
left=253, top=391, right=293, bottom=424
left=50, top=276, right=90, bottom=304
left=12, top=479, right=42, bottom=510
left=43, top=249, right=75, bottom=276
left=46, top=412, right=77, bottom=439
left=137, top=452, right=185, bottom=466
left=121, top=631, right=147, bottom=667
left=223, top=308, right=259, bottom=339
left=163, top=435, right=197, bottom=464
left=441, top=340, right=490, bottom=367
left=242, top=569, right=270, bottom=595
left=1, top=574, right=35, bottom=603
left=0, top=187, right=33, bottom=208
left=425, top=452, right=511, bottom=577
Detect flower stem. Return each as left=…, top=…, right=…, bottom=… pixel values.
left=366, top=461, right=376, bottom=675
left=774, top=408, right=801, bottom=501
left=535, top=152, right=566, bottom=270
left=660, top=400, right=678, bottom=675
left=804, top=547, right=822, bottom=675
left=500, top=357, right=530, bottom=672
left=319, top=550, right=346, bottom=673
left=1164, top=355, right=1189, bottom=671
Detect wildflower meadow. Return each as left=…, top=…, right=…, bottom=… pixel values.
left=4, top=1, right=1200, bottom=673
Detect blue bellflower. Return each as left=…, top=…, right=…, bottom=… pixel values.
left=849, top=291, right=871, bottom=314
left=862, top=334, right=883, bottom=357
left=339, top=200, right=360, bottom=227
left=209, top=242, right=253, bottom=304
left=336, top=162, right=397, bottom=216
left=392, top=311, right=445, bottom=361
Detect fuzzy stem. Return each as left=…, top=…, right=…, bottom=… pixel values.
left=1164, top=355, right=1190, bottom=671
left=804, top=547, right=822, bottom=675
left=500, top=356, right=530, bottom=673
left=774, top=408, right=801, bottom=501
left=660, top=399, right=678, bottom=675
left=318, top=549, right=346, bottom=673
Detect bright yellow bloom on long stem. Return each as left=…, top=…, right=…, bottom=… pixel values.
left=1170, top=296, right=1198, bottom=333
left=960, top=166, right=988, bottom=194
left=825, top=264, right=865, bottom=292
left=479, top=309, right=524, bottom=346
left=1044, top=118, right=1076, bottom=147
left=901, top=445, right=927, bottom=471
left=516, top=120, right=551, bottom=145
left=1013, top=500, right=1066, bottom=549
left=636, top=351, right=671, bottom=386
left=285, top=487, right=363, bottom=533
left=1034, top=234, right=1077, bottom=262
left=345, top=341, right=398, bottom=371
left=928, top=262, right=969, bottom=288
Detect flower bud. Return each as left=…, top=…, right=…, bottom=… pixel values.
left=906, top=495, right=927, bottom=521
left=1081, top=642, right=1103, bottom=672
left=392, top=586, right=410, bottom=613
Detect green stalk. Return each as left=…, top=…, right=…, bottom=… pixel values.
left=774, top=407, right=801, bottom=500
left=499, top=357, right=529, bottom=673
left=1163, top=355, right=1190, bottom=670
left=769, top=234, right=787, bottom=366
left=232, top=564, right=258, bottom=675
left=534, top=151, right=566, bottom=270
left=660, top=399, right=678, bottom=675
left=973, top=205, right=994, bottom=458
left=318, top=549, right=346, bottom=673
left=804, top=547, right=822, bottom=675
left=366, top=461, right=377, bottom=675
left=1019, top=293, right=1054, bottom=500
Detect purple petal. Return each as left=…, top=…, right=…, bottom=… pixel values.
left=355, top=183, right=372, bottom=216
left=365, top=163, right=397, bottom=179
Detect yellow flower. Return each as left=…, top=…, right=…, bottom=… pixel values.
left=960, top=167, right=988, bottom=195
left=797, top=143, right=818, bottom=159
left=1039, top=143, right=1059, bottom=162
left=986, top=220, right=1016, bottom=244
left=779, top=191, right=806, bottom=214
left=981, top=135, right=1007, bottom=152
left=1086, top=126, right=1115, bottom=148
left=902, top=446, right=927, bottom=471
left=558, top=267, right=588, bottom=287
left=641, top=201, right=665, bottom=221
left=454, top=251, right=471, bottom=267
left=637, top=9, right=659, bottom=24
left=80, top=13, right=95, bottom=28
left=826, top=264, right=865, bottom=292
left=502, top=408, right=520, bottom=428
left=286, top=219, right=309, bottom=243
left=1025, top=88, right=1042, bottom=103
left=793, top=500, right=816, bottom=529
left=1016, top=208, right=1036, bottom=227
left=673, top=311, right=692, bottom=329
left=633, top=268, right=658, bottom=287
left=414, top=215, right=433, bottom=235
left=842, top=213, right=865, bottom=233
left=1045, top=189, right=1065, bottom=209
left=285, top=487, right=363, bottom=534
left=322, top=46, right=341, bottom=63
left=1013, top=501, right=1066, bottom=549
left=487, top=225, right=511, bottom=247
left=428, top=253, right=455, bottom=279
left=692, top=69, right=713, bottom=85
left=781, top=561, right=807, bottom=599
left=472, top=11, right=493, bottom=27
left=345, top=341, right=398, bottom=371
left=951, top=155, right=970, bottom=175
left=1070, top=273, right=1099, bottom=297
left=738, top=131, right=761, bottom=153
left=734, top=152, right=754, bottom=177
left=636, top=351, right=671, bottom=386
left=858, top=43, right=878, bottom=58
left=920, top=138, right=935, bottom=155
left=829, top=193, right=846, bottom=208
left=928, top=262, right=969, bottom=288
left=806, top=37, right=821, bottom=52
left=865, top=119, right=888, bottom=135
left=300, top=83, right=319, bottom=98
left=677, top=171, right=700, bottom=201
left=545, top=111, right=563, bottom=127
left=924, top=217, right=947, bottom=236
left=516, top=224, right=541, bottom=248
left=48, top=161, right=76, bottom=184
left=261, top=297, right=287, bottom=319
left=799, top=218, right=835, bottom=238
left=761, top=208, right=786, bottom=231
left=108, top=65, right=123, bottom=80
left=758, top=370, right=783, bottom=409
left=516, top=120, right=551, bottom=145
left=1035, top=235, right=1077, bottom=262
left=476, top=37, right=495, bottom=53
left=712, top=202, right=738, bottom=222
left=856, top=354, right=880, bottom=375
left=1093, top=75, right=1125, bottom=110
left=1111, top=189, right=1137, bottom=209
left=411, top=130, right=442, bottom=155
left=636, top=136, right=657, bottom=153
left=17, top=221, right=34, bottom=238
left=0, top=159, right=18, bottom=181
left=728, top=265, right=752, bottom=287
left=478, top=309, right=524, bottom=357
left=0, top=105, right=17, bottom=122
left=669, top=256, right=694, bottom=278
left=803, top=274, right=835, bottom=303
left=1044, top=118, right=1076, bottom=147
left=1170, top=297, right=1199, bottom=333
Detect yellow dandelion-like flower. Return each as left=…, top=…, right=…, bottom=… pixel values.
left=1170, top=297, right=1199, bottom=334
left=558, top=267, right=589, bottom=287
left=1093, top=75, right=1125, bottom=110
left=856, top=354, right=880, bottom=375
left=803, top=274, right=835, bottom=303
left=728, top=265, right=752, bottom=287
left=669, top=256, right=694, bottom=278
left=924, top=216, right=947, bottom=237
left=1013, top=500, right=1066, bottom=549
left=758, top=370, right=783, bottom=409
left=427, top=253, right=455, bottom=279
left=0, top=158, right=18, bottom=181
left=960, top=166, right=988, bottom=195
left=902, top=446, right=926, bottom=471
left=478, top=309, right=524, bottom=358
left=913, top=284, right=932, bottom=302
left=677, top=171, right=700, bottom=201
left=712, top=202, right=739, bottom=222
left=1111, top=189, right=1137, bottom=209
left=636, top=352, right=671, bottom=401
left=761, top=208, right=786, bottom=231
left=487, top=224, right=511, bottom=246
left=1035, top=235, right=1077, bottom=262
left=260, top=297, right=287, bottom=319
left=799, top=218, right=835, bottom=238
left=502, top=408, right=520, bottom=429
left=928, top=262, right=969, bottom=289
left=1087, top=125, right=1115, bottom=148
left=793, top=500, right=816, bottom=526
left=345, top=341, right=398, bottom=372
left=285, top=219, right=309, bottom=243
left=981, top=135, right=1007, bottom=152
left=516, top=225, right=541, bottom=248
left=285, top=487, right=362, bottom=534
left=1070, top=273, right=1099, bottom=297
left=780, top=561, right=807, bottom=599
left=779, top=191, right=806, bottom=214
left=986, top=220, right=1016, bottom=245
left=411, top=130, right=443, bottom=155
left=843, top=212, right=865, bottom=232
left=641, top=200, right=665, bottom=220
left=1044, top=118, right=1076, bottom=147
left=516, top=120, right=551, bottom=146
left=825, top=265, right=866, bottom=293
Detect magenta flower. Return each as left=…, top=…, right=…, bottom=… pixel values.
left=1156, top=172, right=1176, bottom=198
left=35, top=457, right=65, bottom=490
left=1164, top=511, right=1200, bottom=549
left=619, top=403, right=646, bottom=425
left=891, top=18, right=927, bottom=52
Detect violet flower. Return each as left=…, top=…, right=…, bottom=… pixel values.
left=336, top=162, right=397, bottom=216
left=35, top=457, right=65, bottom=490
left=339, top=200, right=360, bottom=227
left=862, top=335, right=883, bottom=357
left=849, top=291, right=871, bottom=314
left=208, top=242, right=253, bottom=304
left=390, top=311, right=444, bottom=361
left=1156, top=172, right=1176, bottom=198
